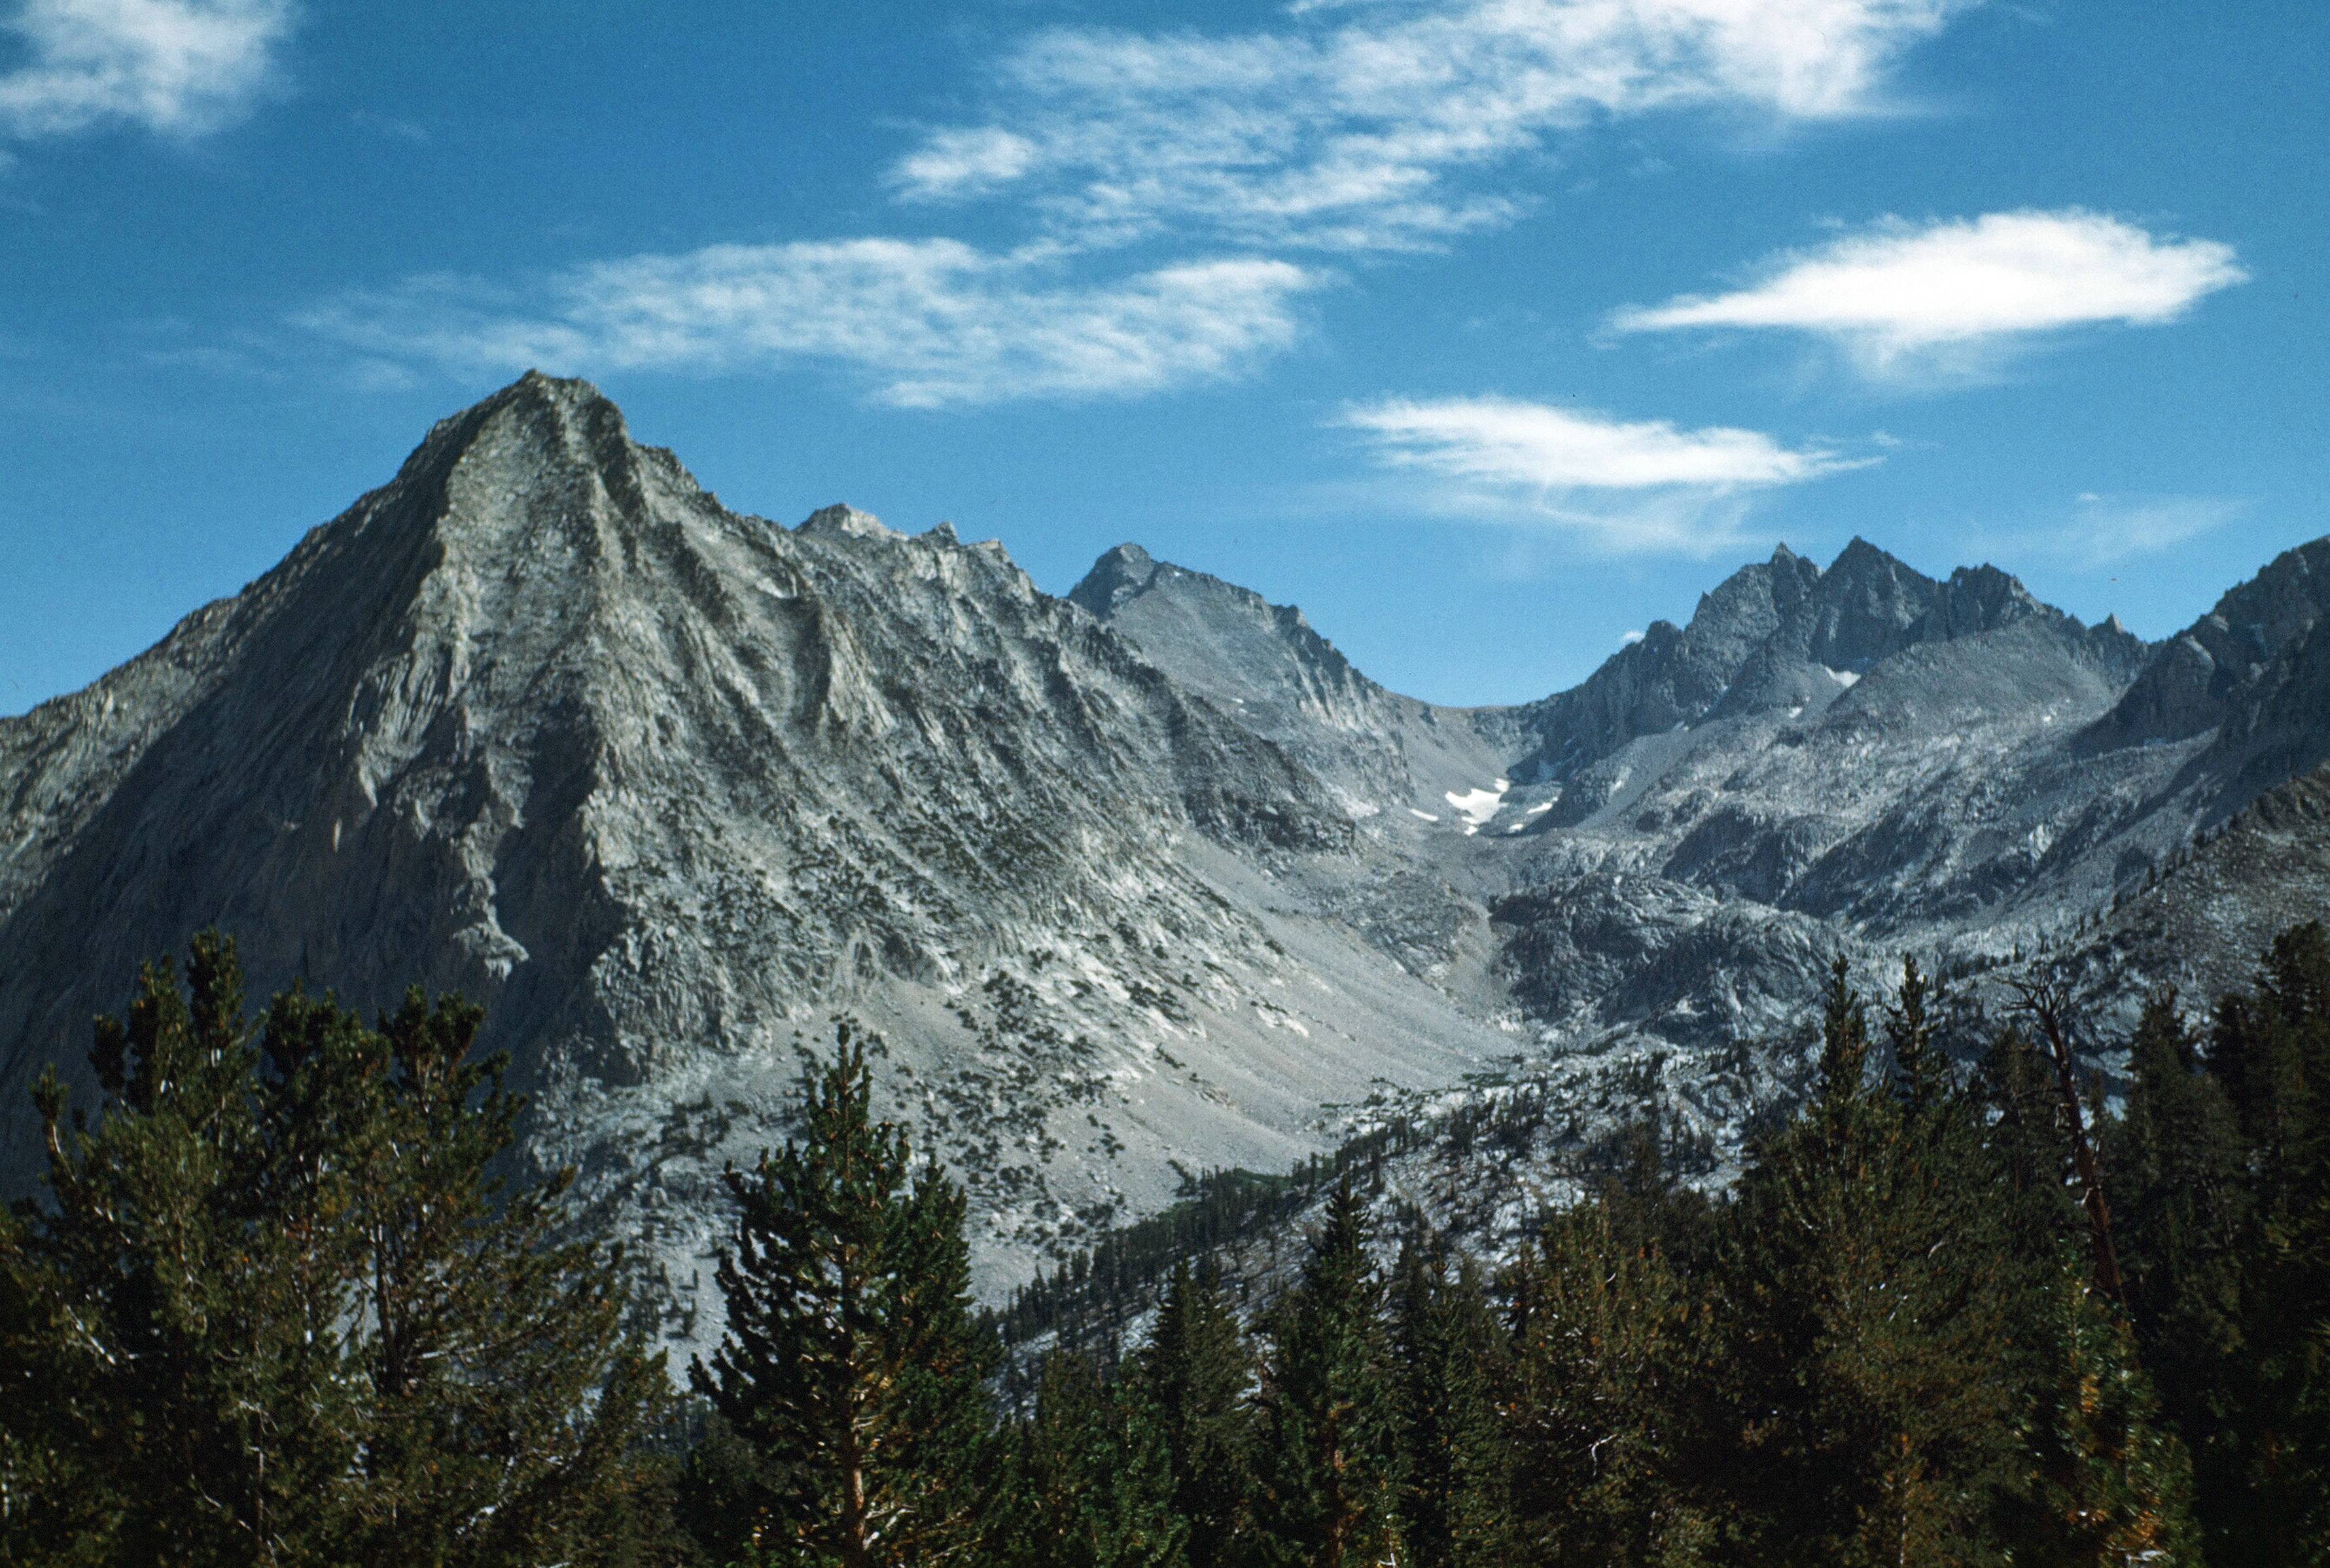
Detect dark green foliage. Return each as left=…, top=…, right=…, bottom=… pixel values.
left=0, top=932, right=669, bottom=1568
left=692, top=1026, right=995, bottom=1567
left=2003, top=1259, right=2201, bottom=1568
left=1505, top=1201, right=1704, bottom=1566
left=2101, top=990, right=2250, bottom=1541
left=1250, top=1178, right=1401, bottom=1568
left=1718, top=962, right=2021, bottom=1566
left=17, top=918, right=2330, bottom=1568
left=1133, top=1263, right=1254, bottom=1568
left=2181, top=922, right=2330, bottom=1564
left=673, top=1406, right=772, bottom=1565
left=989, top=1351, right=1186, bottom=1568
left=1389, top=1239, right=1509, bottom=1567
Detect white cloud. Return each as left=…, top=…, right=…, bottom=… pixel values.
left=1341, top=394, right=1862, bottom=552
left=0, top=0, right=294, bottom=139
left=889, top=126, right=1037, bottom=200
left=304, top=239, right=1322, bottom=409
left=2011, top=493, right=2246, bottom=568
left=892, top=0, right=1971, bottom=251
left=1346, top=395, right=1851, bottom=487
left=1613, top=210, right=2246, bottom=373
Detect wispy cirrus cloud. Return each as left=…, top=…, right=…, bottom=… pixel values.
left=0, top=0, right=294, bottom=140
left=1612, top=210, right=2246, bottom=377
left=302, top=240, right=1322, bottom=409
left=1341, top=394, right=1864, bottom=553
left=312, top=0, right=1979, bottom=405
left=892, top=0, right=1974, bottom=251
left=1968, top=492, right=2248, bottom=570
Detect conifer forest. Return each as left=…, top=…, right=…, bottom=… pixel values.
left=4, top=923, right=2329, bottom=1567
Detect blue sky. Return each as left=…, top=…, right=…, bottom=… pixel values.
left=1, top=0, right=2323, bottom=712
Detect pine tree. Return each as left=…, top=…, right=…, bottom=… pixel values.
left=1719, top=962, right=2016, bottom=1566
left=673, top=1406, right=777, bottom=1564
left=1884, top=955, right=1948, bottom=1115
left=1390, top=1238, right=1511, bottom=1567
left=328, top=983, right=669, bottom=1567
left=1252, top=1178, right=1400, bottom=1568
left=0, top=933, right=666, bottom=1567
left=992, top=1350, right=1187, bottom=1568
left=2002, top=1258, right=2201, bottom=1567
left=2197, top=922, right=2330, bottom=1563
left=2098, top=989, right=2249, bottom=1542
left=1135, top=1262, right=1254, bottom=1568
left=1505, top=1200, right=1704, bottom=1567
left=692, top=1025, right=995, bottom=1567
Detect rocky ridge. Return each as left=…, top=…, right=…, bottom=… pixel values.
left=4, top=374, right=2327, bottom=1356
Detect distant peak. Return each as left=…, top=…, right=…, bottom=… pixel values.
left=798, top=504, right=900, bottom=541
left=1827, top=535, right=1901, bottom=574
left=1068, top=543, right=1161, bottom=619
left=371, top=368, right=670, bottom=530
left=489, top=369, right=628, bottom=430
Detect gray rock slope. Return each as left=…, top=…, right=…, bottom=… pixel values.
left=1072, top=523, right=2330, bottom=1170
left=5, top=373, right=2327, bottom=1352
left=0, top=374, right=1508, bottom=1323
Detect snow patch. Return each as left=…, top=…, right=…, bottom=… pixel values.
left=1407, top=808, right=1439, bottom=822
left=1442, top=780, right=1509, bottom=835
left=1826, top=666, right=1861, bottom=689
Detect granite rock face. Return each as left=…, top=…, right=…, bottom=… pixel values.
left=2094, top=538, right=2330, bottom=746
left=0, top=375, right=1506, bottom=1326
left=5, top=374, right=2327, bottom=1353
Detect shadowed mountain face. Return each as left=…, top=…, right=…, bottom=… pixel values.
left=5, top=374, right=2327, bottom=1348
left=1506, top=538, right=2147, bottom=791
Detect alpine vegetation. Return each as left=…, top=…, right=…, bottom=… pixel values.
left=8, top=924, right=2330, bottom=1565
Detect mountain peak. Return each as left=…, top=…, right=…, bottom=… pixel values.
left=414, top=370, right=629, bottom=466
left=1068, top=542, right=1162, bottom=618
left=799, top=503, right=900, bottom=541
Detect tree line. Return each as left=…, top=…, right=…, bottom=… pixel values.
left=4, top=923, right=2329, bottom=1565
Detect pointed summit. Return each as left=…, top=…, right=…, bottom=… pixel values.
left=1068, top=543, right=1159, bottom=618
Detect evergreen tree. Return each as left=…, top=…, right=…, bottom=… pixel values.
left=1505, top=1200, right=1705, bottom=1567
left=356, top=983, right=670, bottom=1566
left=2198, top=922, right=2330, bottom=1563
left=692, top=1026, right=995, bottom=1567
left=2002, top=1258, right=2201, bottom=1568
left=2098, top=989, right=2250, bottom=1542
left=991, top=1351, right=1186, bottom=1568
left=1251, top=1178, right=1400, bottom=1568
left=1718, top=961, right=2016, bottom=1566
left=1884, top=955, right=1949, bottom=1115
left=1135, top=1263, right=1254, bottom=1568
left=0, top=933, right=666, bottom=1568
left=1389, top=1239, right=1510, bottom=1567
left=674, top=1408, right=777, bottom=1565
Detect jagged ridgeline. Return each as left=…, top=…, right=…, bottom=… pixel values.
left=4, top=370, right=2330, bottom=1355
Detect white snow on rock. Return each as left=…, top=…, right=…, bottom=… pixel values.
left=1443, top=780, right=1510, bottom=835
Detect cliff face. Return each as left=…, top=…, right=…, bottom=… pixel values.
left=2092, top=538, right=2330, bottom=746
left=5, top=373, right=2327, bottom=1354
left=0, top=374, right=1503, bottom=1315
